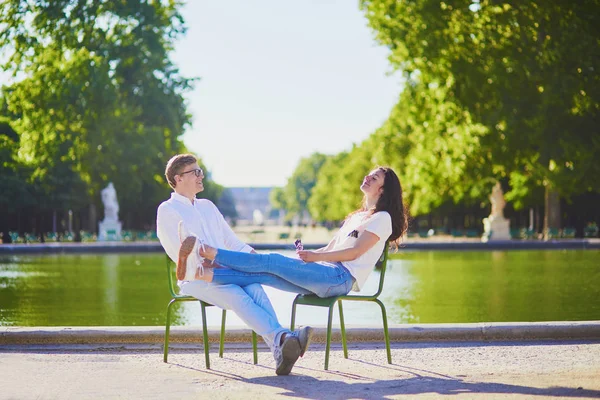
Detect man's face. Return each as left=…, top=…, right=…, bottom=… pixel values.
left=176, top=162, right=204, bottom=195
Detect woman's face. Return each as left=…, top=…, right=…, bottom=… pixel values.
left=360, top=169, right=385, bottom=198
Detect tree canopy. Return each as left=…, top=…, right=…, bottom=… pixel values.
left=360, top=0, right=600, bottom=209
left=276, top=1, right=599, bottom=231
left=0, top=0, right=215, bottom=231
left=270, top=153, right=330, bottom=221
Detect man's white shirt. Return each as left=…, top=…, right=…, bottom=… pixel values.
left=156, top=192, right=252, bottom=270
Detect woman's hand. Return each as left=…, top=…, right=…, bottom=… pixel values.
left=297, top=250, right=322, bottom=263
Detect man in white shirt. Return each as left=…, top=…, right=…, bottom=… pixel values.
left=156, top=154, right=307, bottom=375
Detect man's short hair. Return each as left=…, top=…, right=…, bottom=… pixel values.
left=165, top=154, right=197, bottom=189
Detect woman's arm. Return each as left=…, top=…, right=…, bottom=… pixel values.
left=297, top=231, right=379, bottom=263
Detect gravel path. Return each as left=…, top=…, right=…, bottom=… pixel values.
left=2, top=340, right=599, bottom=399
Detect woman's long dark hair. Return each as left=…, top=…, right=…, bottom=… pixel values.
left=350, top=167, right=409, bottom=246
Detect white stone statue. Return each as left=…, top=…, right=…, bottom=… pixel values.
left=489, top=182, right=506, bottom=219
left=101, top=183, right=119, bottom=222
left=482, top=182, right=511, bottom=242
left=98, top=182, right=122, bottom=241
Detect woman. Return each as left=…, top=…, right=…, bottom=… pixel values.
left=185, top=166, right=408, bottom=298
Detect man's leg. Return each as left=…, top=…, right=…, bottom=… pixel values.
left=240, top=283, right=285, bottom=350
left=179, top=280, right=284, bottom=345
left=179, top=280, right=302, bottom=374
left=209, top=270, right=313, bottom=295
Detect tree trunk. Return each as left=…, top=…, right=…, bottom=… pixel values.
left=89, top=203, right=97, bottom=233
left=543, top=187, right=561, bottom=240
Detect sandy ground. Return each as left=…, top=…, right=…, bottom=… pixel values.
left=2, top=340, right=599, bottom=399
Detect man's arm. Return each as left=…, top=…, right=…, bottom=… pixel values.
left=156, top=203, right=183, bottom=263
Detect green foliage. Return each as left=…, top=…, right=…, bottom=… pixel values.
left=0, top=0, right=220, bottom=229
left=275, top=152, right=330, bottom=219
left=360, top=0, right=600, bottom=210
left=309, top=151, right=359, bottom=221
left=269, top=187, right=286, bottom=211
left=373, top=79, right=494, bottom=215
left=302, top=0, right=599, bottom=222
left=0, top=117, right=34, bottom=212
left=308, top=78, right=494, bottom=219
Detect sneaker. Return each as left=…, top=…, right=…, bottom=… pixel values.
left=291, top=326, right=314, bottom=357
left=177, top=221, right=205, bottom=281
left=274, top=335, right=301, bottom=376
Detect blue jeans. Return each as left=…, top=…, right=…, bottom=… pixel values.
left=212, top=250, right=355, bottom=298
left=179, top=280, right=289, bottom=352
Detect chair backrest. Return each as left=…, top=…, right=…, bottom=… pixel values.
left=165, top=254, right=178, bottom=298
left=372, top=242, right=390, bottom=298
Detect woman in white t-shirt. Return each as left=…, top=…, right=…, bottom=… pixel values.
left=180, top=166, right=408, bottom=299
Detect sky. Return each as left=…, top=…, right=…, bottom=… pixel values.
left=171, top=1, right=403, bottom=187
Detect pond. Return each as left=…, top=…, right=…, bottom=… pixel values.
left=0, top=250, right=598, bottom=327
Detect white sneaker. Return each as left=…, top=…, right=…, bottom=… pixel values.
left=177, top=221, right=206, bottom=281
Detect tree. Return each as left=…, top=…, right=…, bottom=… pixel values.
left=0, top=0, right=208, bottom=231
left=371, top=79, right=493, bottom=216
left=273, top=153, right=329, bottom=221
left=361, top=0, right=600, bottom=232
left=269, top=187, right=286, bottom=212
left=0, top=117, right=35, bottom=240
left=308, top=151, right=356, bottom=222
left=0, top=117, right=25, bottom=213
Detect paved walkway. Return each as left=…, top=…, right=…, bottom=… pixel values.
left=2, top=323, right=600, bottom=399
left=2, top=340, right=599, bottom=399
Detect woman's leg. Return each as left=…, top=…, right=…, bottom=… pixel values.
left=208, top=249, right=353, bottom=298
left=211, top=269, right=312, bottom=295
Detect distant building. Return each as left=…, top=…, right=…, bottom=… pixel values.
left=226, top=187, right=283, bottom=225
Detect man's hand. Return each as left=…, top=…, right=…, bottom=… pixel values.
left=297, top=250, right=321, bottom=263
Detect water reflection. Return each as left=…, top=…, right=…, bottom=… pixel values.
left=389, top=250, right=600, bottom=323
left=0, top=250, right=598, bottom=327
left=102, top=254, right=119, bottom=317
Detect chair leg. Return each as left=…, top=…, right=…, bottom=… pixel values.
left=219, top=309, right=226, bottom=358
left=164, top=299, right=176, bottom=363
left=338, top=300, right=348, bottom=359
left=375, top=299, right=392, bottom=364
left=325, top=304, right=335, bottom=370
left=252, top=331, right=258, bottom=365
left=200, top=302, right=211, bottom=369
left=290, top=299, right=298, bottom=331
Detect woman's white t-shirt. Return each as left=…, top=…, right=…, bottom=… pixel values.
left=330, top=211, right=392, bottom=291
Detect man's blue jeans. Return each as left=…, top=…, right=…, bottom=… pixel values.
left=212, top=250, right=355, bottom=298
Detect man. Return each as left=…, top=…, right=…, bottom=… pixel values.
left=156, top=154, right=312, bottom=375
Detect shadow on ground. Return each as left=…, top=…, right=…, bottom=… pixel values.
left=244, top=374, right=598, bottom=399
left=165, top=356, right=600, bottom=399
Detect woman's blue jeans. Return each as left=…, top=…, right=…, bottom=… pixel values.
left=212, top=250, right=355, bottom=298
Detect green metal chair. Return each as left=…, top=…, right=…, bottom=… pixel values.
left=290, top=244, right=391, bottom=370
left=163, top=255, right=258, bottom=368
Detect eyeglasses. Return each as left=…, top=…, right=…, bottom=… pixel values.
left=179, top=168, right=204, bottom=178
